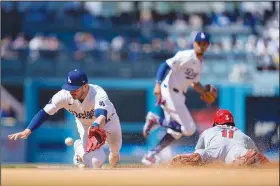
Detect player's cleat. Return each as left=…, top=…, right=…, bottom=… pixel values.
left=109, top=153, right=120, bottom=167
left=73, top=154, right=86, bottom=168
left=143, top=112, right=160, bottom=138
left=73, top=139, right=86, bottom=168
left=141, top=151, right=160, bottom=166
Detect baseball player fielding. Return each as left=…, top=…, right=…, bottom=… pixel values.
left=8, top=69, right=122, bottom=168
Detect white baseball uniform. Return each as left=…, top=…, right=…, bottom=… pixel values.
left=194, top=125, right=258, bottom=164
left=43, top=84, right=122, bottom=168
left=161, top=49, right=204, bottom=138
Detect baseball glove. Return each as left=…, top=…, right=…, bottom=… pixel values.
left=169, top=153, right=202, bottom=167
left=86, top=126, right=107, bottom=153
left=200, top=84, right=217, bottom=104
left=233, top=149, right=270, bottom=166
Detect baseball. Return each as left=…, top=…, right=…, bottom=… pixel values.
left=65, top=137, right=73, bottom=146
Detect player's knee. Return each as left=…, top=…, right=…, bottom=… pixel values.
left=181, top=124, right=196, bottom=136
left=91, top=159, right=104, bottom=168
left=83, top=152, right=106, bottom=168
left=84, top=157, right=105, bottom=168
left=167, top=128, right=182, bottom=140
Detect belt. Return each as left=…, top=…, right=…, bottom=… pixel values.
left=163, top=84, right=186, bottom=95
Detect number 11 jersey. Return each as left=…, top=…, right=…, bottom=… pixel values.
left=194, top=125, right=258, bottom=163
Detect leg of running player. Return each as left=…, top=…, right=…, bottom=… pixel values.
left=142, top=92, right=179, bottom=165
left=142, top=109, right=196, bottom=164
left=142, top=87, right=196, bottom=165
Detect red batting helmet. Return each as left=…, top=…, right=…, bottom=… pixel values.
left=213, top=109, right=235, bottom=126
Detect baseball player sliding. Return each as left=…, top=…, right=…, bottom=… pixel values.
left=142, top=32, right=217, bottom=165
left=8, top=69, right=122, bottom=168
left=169, top=109, right=270, bottom=167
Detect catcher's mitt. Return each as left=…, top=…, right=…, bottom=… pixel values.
left=233, top=149, right=270, bottom=166
left=86, top=126, right=107, bottom=153
left=200, top=84, right=217, bottom=104
left=169, top=153, right=202, bottom=167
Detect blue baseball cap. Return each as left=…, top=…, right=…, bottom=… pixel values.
left=62, top=69, right=88, bottom=91
left=194, top=32, right=210, bottom=43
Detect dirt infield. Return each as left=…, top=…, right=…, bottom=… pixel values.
left=2, top=162, right=279, bottom=186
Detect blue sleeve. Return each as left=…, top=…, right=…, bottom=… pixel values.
left=155, top=61, right=170, bottom=84
left=95, top=108, right=107, bottom=119
left=26, top=109, right=50, bottom=132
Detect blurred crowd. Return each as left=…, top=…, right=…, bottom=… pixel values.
left=1, top=2, right=278, bottom=28
left=1, top=1, right=279, bottom=71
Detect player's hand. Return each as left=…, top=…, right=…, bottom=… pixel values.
left=87, top=125, right=98, bottom=135
left=169, top=153, right=202, bottom=167
left=8, top=129, right=32, bottom=140
left=154, top=83, right=165, bottom=105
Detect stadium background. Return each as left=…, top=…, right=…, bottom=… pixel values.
left=1, top=1, right=279, bottom=165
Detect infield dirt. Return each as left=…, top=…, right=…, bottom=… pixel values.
left=2, top=162, right=279, bottom=186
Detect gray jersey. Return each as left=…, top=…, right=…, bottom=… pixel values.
left=194, top=125, right=258, bottom=164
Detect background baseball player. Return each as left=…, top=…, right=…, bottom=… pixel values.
left=170, top=109, right=270, bottom=167
left=8, top=69, right=122, bottom=168
left=142, top=32, right=217, bottom=165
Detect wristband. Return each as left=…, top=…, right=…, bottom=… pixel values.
left=93, top=122, right=99, bottom=127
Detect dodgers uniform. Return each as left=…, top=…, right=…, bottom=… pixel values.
left=161, top=49, right=204, bottom=138
left=195, top=125, right=258, bottom=164
left=44, top=84, right=122, bottom=168
left=142, top=32, right=211, bottom=165
left=7, top=69, right=122, bottom=168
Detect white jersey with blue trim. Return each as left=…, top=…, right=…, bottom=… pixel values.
left=163, top=49, right=204, bottom=93
left=43, top=84, right=116, bottom=126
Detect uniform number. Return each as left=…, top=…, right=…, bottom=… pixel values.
left=221, top=129, right=234, bottom=139
left=99, top=101, right=105, bottom=106
left=225, top=115, right=230, bottom=121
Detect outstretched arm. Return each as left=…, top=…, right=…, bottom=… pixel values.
left=8, top=91, right=65, bottom=140
left=8, top=109, right=50, bottom=140
left=169, top=132, right=206, bottom=167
